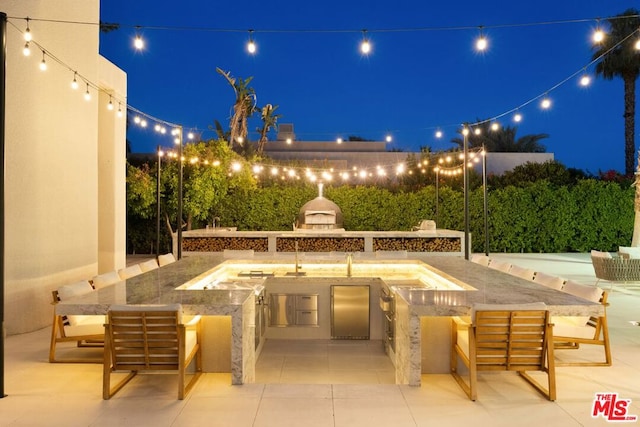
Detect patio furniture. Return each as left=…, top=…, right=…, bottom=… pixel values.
left=470, top=254, right=491, bottom=267
left=103, top=304, right=202, bottom=400
left=508, top=264, right=536, bottom=281
left=49, top=280, right=104, bottom=363
left=553, top=282, right=611, bottom=366
left=117, top=264, right=143, bottom=280
left=532, top=272, right=565, bottom=290
left=488, top=259, right=512, bottom=273
left=158, top=253, right=176, bottom=267
left=591, top=253, right=640, bottom=289
left=139, top=258, right=159, bottom=272
left=450, top=303, right=556, bottom=401
left=91, top=271, right=122, bottom=289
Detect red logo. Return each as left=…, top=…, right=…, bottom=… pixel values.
left=592, top=393, right=638, bottom=422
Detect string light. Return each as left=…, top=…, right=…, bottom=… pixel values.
left=84, top=83, right=91, bottom=101
left=71, top=71, right=79, bottom=89
left=107, top=96, right=114, bottom=110
left=540, top=95, right=551, bottom=109
left=360, top=30, right=371, bottom=55
left=635, top=37, right=640, bottom=51
left=23, top=41, right=30, bottom=56
left=513, top=112, right=523, bottom=122
left=133, top=28, right=144, bottom=50
left=435, top=130, right=443, bottom=139
left=592, top=20, right=605, bottom=44
left=490, top=122, right=500, bottom=131
left=117, top=103, right=123, bottom=117
left=39, top=51, right=47, bottom=71
left=336, top=137, right=343, bottom=144
left=385, top=135, right=392, bottom=143
left=23, top=18, right=32, bottom=42
left=579, top=72, right=591, bottom=87
left=247, top=30, right=257, bottom=54
left=475, top=26, right=488, bottom=51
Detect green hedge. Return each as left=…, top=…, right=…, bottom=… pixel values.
left=214, top=180, right=633, bottom=253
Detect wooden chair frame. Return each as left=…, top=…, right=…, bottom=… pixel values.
left=451, top=309, right=556, bottom=401
left=103, top=307, right=202, bottom=400
left=49, top=290, right=104, bottom=363
left=553, top=291, right=612, bottom=367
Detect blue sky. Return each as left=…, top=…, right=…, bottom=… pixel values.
left=99, top=1, right=639, bottom=174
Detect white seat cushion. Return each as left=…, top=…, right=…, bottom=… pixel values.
left=92, top=271, right=122, bottom=289
left=118, top=264, right=143, bottom=280
left=618, top=246, right=640, bottom=259
left=139, top=259, right=159, bottom=272
left=57, top=280, right=95, bottom=326
left=64, top=320, right=105, bottom=337
left=552, top=317, right=596, bottom=339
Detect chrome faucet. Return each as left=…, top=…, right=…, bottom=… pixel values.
left=346, top=252, right=353, bottom=278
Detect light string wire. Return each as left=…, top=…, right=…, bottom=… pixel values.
left=6, top=13, right=640, bottom=176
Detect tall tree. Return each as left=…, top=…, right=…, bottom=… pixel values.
left=591, top=9, right=640, bottom=176
left=451, top=122, right=548, bottom=152
left=256, top=104, right=281, bottom=155
left=216, top=68, right=257, bottom=151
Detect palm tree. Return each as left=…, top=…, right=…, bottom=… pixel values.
left=451, top=122, right=548, bottom=152
left=256, top=104, right=281, bottom=155
left=591, top=9, right=640, bottom=176
left=216, top=68, right=257, bottom=150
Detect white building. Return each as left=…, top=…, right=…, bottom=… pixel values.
left=3, top=0, right=127, bottom=334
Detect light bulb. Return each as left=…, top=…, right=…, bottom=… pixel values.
left=462, top=128, right=470, bottom=136
left=39, top=52, right=47, bottom=71
left=134, top=116, right=141, bottom=124
left=474, top=128, right=481, bottom=135
left=23, top=42, right=30, bottom=56
left=336, top=137, right=343, bottom=144
left=134, top=34, right=144, bottom=50
left=187, top=132, right=194, bottom=140
left=580, top=74, right=591, bottom=87
left=24, top=20, right=32, bottom=42
left=435, top=130, right=443, bottom=138
left=247, top=34, right=257, bottom=54
left=541, top=97, right=551, bottom=109
left=476, top=36, right=488, bottom=51
left=360, top=30, right=371, bottom=55
left=84, top=84, right=91, bottom=101
left=593, top=29, right=605, bottom=44
left=71, top=73, right=79, bottom=90
left=385, top=135, right=392, bottom=143
left=513, top=113, right=522, bottom=122
left=107, top=98, right=114, bottom=110
left=117, top=103, right=123, bottom=117
left=140, top=120, right=147, bottom=128
left=635, top=39, right=640, bottom=51
left=490, top=122, right=500, bottom=131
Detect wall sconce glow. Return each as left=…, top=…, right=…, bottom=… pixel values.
left=39, top=51, right=47, bottom=71
left=231, top=162, right=242, bottom=172
left=23, top=42, right=30, bottom=56
left=513, top=112, right=522, bottom=122
left=24, top=18, right=32, bottom=42
left=247, top=30, right=257, bottom=54
left=541, top=97, right=551, bottom=109
left=435, top=130, right=443, bottom=138
left=133, top=32, right=144, bottom=50
left=84, top=83, right=91, bottom=101
left=360, top=30, right=371, bottom=55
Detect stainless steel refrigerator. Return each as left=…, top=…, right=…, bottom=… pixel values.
left=331, top=285, right=370, bottom=339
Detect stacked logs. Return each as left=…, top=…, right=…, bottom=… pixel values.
left=373, top=237, right=461, bottom=252
left=276, top=238, right=365, bottom=252
left=182, top=237, right=268, bottom=252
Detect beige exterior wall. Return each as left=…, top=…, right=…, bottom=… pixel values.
left=3, top=1, right=127, bottom=334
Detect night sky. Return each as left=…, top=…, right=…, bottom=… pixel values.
left=99, top=0, right=640, bottom=174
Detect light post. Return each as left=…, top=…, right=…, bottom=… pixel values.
left=156, top=146, right=162, bottom=260
left=462, top=126, right=470, bottom=260
left=482, top=146, right=489, bottom=256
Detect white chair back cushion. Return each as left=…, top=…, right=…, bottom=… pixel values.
left=139, top=259, right=159, bottom=272
left=532, top=272, right=565, bottom=290
left=591, top=249, right=612, bottom=258
left=158, top=253, right=176, bottom=266
left=118, top=264, right=143, bottom=280
left=618, top=246, right=640, bottom=259
left=488, top=260, right=512, bottom=273
left=92, top=271, right=122, bottom=289
left=562, top=280, right=603, bottom=303
left=508, top=264, right=536, bottom=281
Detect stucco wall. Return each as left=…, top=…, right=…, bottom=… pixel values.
left=3, top=1, right=126, bottom=334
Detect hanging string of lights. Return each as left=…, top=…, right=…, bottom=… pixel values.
left=7, top=13, right=640, bottom=181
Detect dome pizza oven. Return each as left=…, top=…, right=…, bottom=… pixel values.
left=296, top=183, right=343, bottom=230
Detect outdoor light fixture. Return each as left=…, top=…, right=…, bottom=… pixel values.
left=133, top=29, right=144, bottom=50
left=23, top=41, right=30, bottom=56
left=541, top=96, right=551, bottom=109
left=580, top=73, right=591, bottom=87
left=117, top=103, right=123, bottom=117
left=107, top=96, right=114, bottom=110
left=385, top=135, right=392, bottom=143
left=490, top=122, right=500, bottom=131
left=474, top=128, right=481, bottom=135
left=592, top=20, right=605, bottom=44
left=71, top=72, right=78, bottom=89
left=360, top=30, right=371, bottom=55
left=435, top=130, right=443, bottom=138
left=475, top=26, right=488, bottom=51
left=247, top=30, right=257, bottom=54
left=39, top=51, right=47, bottom=71
left=635, top=37, right=640, bottom=51
left=23, top=18, right=32, bottom=41
left=513, top=112, right=522, bottom=122
left=84, top=83, right=91, bottom=101
left=336, top=137, right=343, bottom=144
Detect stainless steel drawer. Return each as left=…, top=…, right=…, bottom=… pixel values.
left=295, top=295, right=318, bottom=310
left=295, top=310, right=318, bottom=326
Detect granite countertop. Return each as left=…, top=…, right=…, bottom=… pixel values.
left=394, top=257, right=604, bottom=317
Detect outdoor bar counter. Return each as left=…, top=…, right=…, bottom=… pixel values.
left=55, top=253, right=604, bottom=386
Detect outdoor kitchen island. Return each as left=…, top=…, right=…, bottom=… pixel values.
left=54, top=253, right=604, bottom=386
